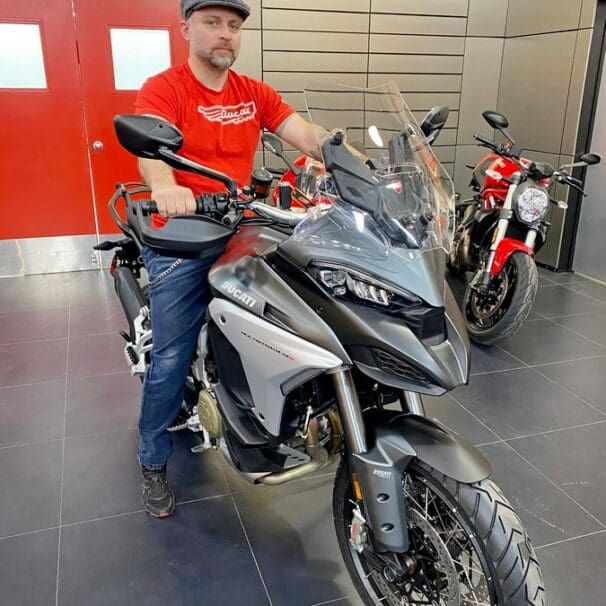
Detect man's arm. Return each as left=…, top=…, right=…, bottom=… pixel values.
left=275, top=113, right=327, bottom=161
left=138, top=158, right=196, bottom=217
left=275, top=113, right=369, bottom=165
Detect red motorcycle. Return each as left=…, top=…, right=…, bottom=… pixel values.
left=448, top=110, right=601, bottom=345
left=263, top=105, right=451, bottom=211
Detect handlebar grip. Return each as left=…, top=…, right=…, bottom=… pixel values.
left=139, top=198, right=209, bottom=217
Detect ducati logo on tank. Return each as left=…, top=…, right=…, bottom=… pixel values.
left=222, top=280, right=257, bottom=308
left=198, top=102, right=257, bottom=125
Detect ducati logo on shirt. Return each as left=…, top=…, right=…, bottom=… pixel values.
left=197, top=101, right=257, bottom=125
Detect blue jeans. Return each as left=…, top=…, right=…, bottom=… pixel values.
left=137, top=246, right=212, bottom=470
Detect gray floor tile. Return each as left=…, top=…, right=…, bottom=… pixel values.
left=531, top=284, right=605, bottom=318
left=0, top=380, right=65, bottom=447
left=234, top=475, right=355, bottom=606
left=510, top=423, right=606, bottom=524
left=61, top=428, right=228, bottom=524
left=552, top=310, right=606, bottom=347
left=479, top=443, right=601, bottom=547
left=537, top=268, right=589, bottom=285
left=469, top=343, right=525, bottom=375
left=499, top=319, right=605, bottom=365
left=68, top=333, right=127, bottom=378
left=565, top=280, right=606, bottom=303
left=0, top=273, right=71, bottom=313
left=424, top=394, right=500, bottom=445
left=452, top=367, right=604, bottom=440
left=0, top=338, right=67, bottom=387
left=66, top=372, right=140, bottom=437
left=0, top=307, right=69, bottom=345
left=312, top=598, right=363, bottom=606
left=68, top=270, right=115, bottom=308
left=69, top=301, right=126, bottom=337
left=535, top=356, right=606, bottom=413
left=0, top=528, right=59, bottom=606
left=538, top=532, right=606, bottom=606
left=0, top=440, right=62, bottom=538
left=58, top=498, right=269, bottom=606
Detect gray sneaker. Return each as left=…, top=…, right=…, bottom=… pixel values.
left=141, top=466, right=175, bottom=518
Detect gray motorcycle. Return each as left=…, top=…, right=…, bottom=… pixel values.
left=102, top=81, right=544, bottom=606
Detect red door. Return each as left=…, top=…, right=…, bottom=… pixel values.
left=74, top=0, right=189, bottom=234
left=0, top=0, right=95, bottom=239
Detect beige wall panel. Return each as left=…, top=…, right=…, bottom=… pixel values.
left=254, top=151, right=264, bottom=170
left=402, top=92, right=460, bottom=111
left=245, top=0, right=261, bottom=29
left=434, top=146, right=456, bottom=164
left=237, top=30, right=262, bottom=80
left=263, top=31, right=368, bottom=53
left=580, top=0, right=598, bottom=28
left=467, top=0, right=508, bottom=37
left=370, top=34, right=464, bottom=55
left=263, top=0, right=370, bottom=11
left=263, top=9, right=368, bottom=33
left=457, top=38, right=504, bottom=145
left=562, top=29, right=593, bottom=155
left=377, top=74, right=461, bottom=92
left=452, top=144, right=486, bottom=198
left=434, top=128, right=457, bottom=146
left=506, top=0, right=583, bottom=37
left=371, top=14, right=467, bottom=36
left=278, top=92, right=306, bottom=112
left=372, top=0, right=467, bottom=16
left=368, top=54, right=463, bottom=74
left=497, top=31, right=577, bottom=153
left=264, top=72, right=367, bottom=92
left=264, top=52, right=367, bottom=73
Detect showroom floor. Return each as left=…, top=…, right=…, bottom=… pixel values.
left=1, top=266, right=605, bottom=605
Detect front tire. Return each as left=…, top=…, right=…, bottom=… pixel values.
left=464, top=252, right=538, bottom=346
left=333, top=460, right=545, bottom=605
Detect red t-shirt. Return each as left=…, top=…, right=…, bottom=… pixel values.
left=134, top=63, right=294, bottom=226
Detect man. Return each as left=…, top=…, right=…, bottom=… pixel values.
left=134, top=0, right=324, bottom=518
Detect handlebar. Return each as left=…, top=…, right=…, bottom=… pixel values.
left=473, top=133, right=495, bottom=148
left=139, top=193, right=230, bottom=217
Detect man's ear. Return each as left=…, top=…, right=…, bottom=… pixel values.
left=180, top=20, right=190, bottom=41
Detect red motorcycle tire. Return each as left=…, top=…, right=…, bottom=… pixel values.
left=463, top=252, right=538, bottom=346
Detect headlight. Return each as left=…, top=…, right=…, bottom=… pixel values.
left=312, top=264, right=421, bottom=308
left=513, top=183, right=549, bottom=224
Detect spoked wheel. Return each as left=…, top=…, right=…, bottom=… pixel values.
left=334, top=460, right=545, bottom=605
left=463, top=252, right=538, bottom=345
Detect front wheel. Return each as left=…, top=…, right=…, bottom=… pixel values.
left=333, top=460, right=545, bottom=605
left=463, top=252, right=538, bottom=346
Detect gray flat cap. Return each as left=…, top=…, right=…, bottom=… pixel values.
left=181, top=0, right=251, bottom=20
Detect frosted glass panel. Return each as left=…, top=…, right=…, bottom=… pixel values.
left=110, top=28, right=171, bottom=91
left=0, top=23, right=47, bottom=89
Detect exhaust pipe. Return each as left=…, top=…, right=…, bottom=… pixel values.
left=113, top=267, right=147, bottom=340
left=259, top=417, right=334, bottom=486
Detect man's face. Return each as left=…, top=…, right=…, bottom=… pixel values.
left=181, top=7, right=243, bottom=70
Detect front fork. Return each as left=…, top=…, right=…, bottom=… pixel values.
left=330, top=367, right=422, bottom=553
left=478, top=176, right=520, bottom=290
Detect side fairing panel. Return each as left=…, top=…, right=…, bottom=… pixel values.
left=207, top=298, right=343, bottom=436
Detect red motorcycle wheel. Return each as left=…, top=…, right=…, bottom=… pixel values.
left=463, top=251, right=538, bottom=346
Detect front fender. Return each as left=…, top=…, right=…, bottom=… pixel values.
left=490, top=238, right=534, bottom=276
left=351, top=409, right=491, bottom=553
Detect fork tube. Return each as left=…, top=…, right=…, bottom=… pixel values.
left=331, top=368, right=367, bottom=454
left=401, top=390, right=425, bottom=415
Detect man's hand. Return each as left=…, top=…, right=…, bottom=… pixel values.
left=151, top=185, right=197, bottom=217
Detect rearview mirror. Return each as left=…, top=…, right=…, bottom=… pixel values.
left=420, top=105, right=450, bottom=137
left=113, top=115, right=183, bottom=159
left=482, top=111, right=509, bottom=130
left=261, top=132, right=284, bottom=156
left=580, top=153, right=601, bottom=166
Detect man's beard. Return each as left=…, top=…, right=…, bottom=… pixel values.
left=197, top=48, right=236, bottom=70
